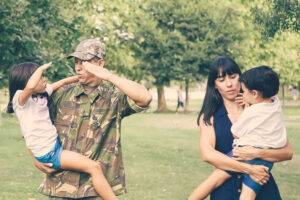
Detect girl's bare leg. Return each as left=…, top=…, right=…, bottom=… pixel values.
left=60, top=150, right=117, bottom=200
left=189, top=169, right=231, bottom=200
left=239, top=184, right=256, bottom=200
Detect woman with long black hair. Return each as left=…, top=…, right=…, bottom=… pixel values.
left=189, top=57, right=293, bottom=200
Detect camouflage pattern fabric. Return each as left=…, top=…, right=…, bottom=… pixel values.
left=68, top=38, right=106, bottom=61
left=38, top=82, right=147, bottom=199
left=49, top=197, right=101, bottom=200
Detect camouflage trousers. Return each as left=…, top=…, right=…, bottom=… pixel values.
left=49, top=197, right=101, bottom=200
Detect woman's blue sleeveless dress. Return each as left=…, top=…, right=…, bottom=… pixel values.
left=210, top=104, right=282, bottom=200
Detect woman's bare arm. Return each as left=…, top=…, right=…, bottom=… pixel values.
left=199, top=115, right=269, bottom=183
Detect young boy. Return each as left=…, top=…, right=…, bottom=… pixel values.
left=190, top=66, right=287, bottom=200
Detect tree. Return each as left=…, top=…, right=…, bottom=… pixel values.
left=0, top=0, right=97, bottom=88
left=72, top=1, right=145, bottom=82
left=248, top=0, right=300, bottom=104
left=252, top=0, right=300, bottom=38
left=128, top=1, right=175, bottom=112
left=172, top=0, right=248, bottom=110
left=259, top=32, right=300, bottom=105
left=131, top=0, right=248, bottom=111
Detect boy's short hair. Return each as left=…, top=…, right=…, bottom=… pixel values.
left=240, top=66, right=279, bottom=98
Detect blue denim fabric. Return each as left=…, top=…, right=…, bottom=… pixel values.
left=227, top=150, right=273, bottom=193
left=35, top=138, right=63, bottom=170
left=243, top=158, right=273, bottom=193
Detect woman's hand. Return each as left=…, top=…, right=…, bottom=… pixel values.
left=34, top=159, right=56, bottom=174
left=232, top=146, right=260, bottom=161
left=249, top=164, right=270, bottom=185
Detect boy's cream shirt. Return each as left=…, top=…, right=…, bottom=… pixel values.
left=231, top=96, right=287, bottom=149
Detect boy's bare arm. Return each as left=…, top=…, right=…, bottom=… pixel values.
left=50, top=75, right=79, bottom=92
left=233, top=140, right=293, bottom=162
left=18, top=62, right=51, bottom=106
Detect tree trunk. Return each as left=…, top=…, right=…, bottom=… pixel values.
left=281, top=84, right=285, bottom=107
left=156, top=85, right=168, bottom=112
left=298, top=82, right=300, bottom=103
left=184, top=79, right=190, bottom=112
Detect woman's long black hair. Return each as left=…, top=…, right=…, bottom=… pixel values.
left=197, top=56, right=242, bottom=126
left=6, top=62, right=39, bottom=113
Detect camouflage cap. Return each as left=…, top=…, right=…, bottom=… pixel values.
left=68, top=38, right=106, bottom=60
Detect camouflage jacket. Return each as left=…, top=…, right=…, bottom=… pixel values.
left=38, top=82, right=147, bottom=198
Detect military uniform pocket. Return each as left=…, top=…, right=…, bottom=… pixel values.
left=55, top=102, right=76, bottom=136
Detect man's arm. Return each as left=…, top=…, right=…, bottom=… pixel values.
left=18, top=62, right=51, bottom=106
left=83, top=62, right=152, bottom=107
left=50, top=75, right=79, bottom=92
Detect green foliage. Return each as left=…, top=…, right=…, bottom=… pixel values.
left=174, top=1, right=248, bottom=80
left=252, top=0, right=300, bottom=38
left=253, top=32, right=300, bottom=85
left=72, top=1, right=145, bottom=81
left=130, top=0, right=248, bottom=87
left=0, top=0, right=94, bottom=87
left=0, top=0, right=299, bottom=90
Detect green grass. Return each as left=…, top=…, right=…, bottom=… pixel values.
left=0, top=96, right=299, bottom=199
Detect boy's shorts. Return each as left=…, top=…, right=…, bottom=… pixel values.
left=226, top=150, right=273, bottom=194
left=35, top=138, right=63, bottom=170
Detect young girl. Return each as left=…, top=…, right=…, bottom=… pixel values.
left=7, top=62, right=117, bottom=200
left=189, top=66, right=287, bottom=200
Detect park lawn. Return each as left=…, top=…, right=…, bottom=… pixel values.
left=0, top=102, right=299, bottom=200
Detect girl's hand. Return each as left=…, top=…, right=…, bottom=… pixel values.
left=232, top=146, right=260, bottom=161
left=249, top=164, right=270, bottom=185
left=64, top=75, right=79, bottom=84
left=39, top=62, right=52, bottom=71
left=82, top=61, right=113, bottom=81
left=34, top=159, right=56, bottom=174
left=25, top=62, right=51, bottom=91
left=50, top=75, right=79, bottom=92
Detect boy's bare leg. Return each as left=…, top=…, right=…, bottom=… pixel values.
left=60, top=150, right=117, bottom=200
left=189, top=169, right=231, bottom=200
left=239, top=184, right=256, bottom=200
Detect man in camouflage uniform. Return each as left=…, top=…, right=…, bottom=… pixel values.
left=34, top=38, right=152, bottom=199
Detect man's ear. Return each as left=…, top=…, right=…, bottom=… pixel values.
left=98, top=59, right=105, bottom=68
